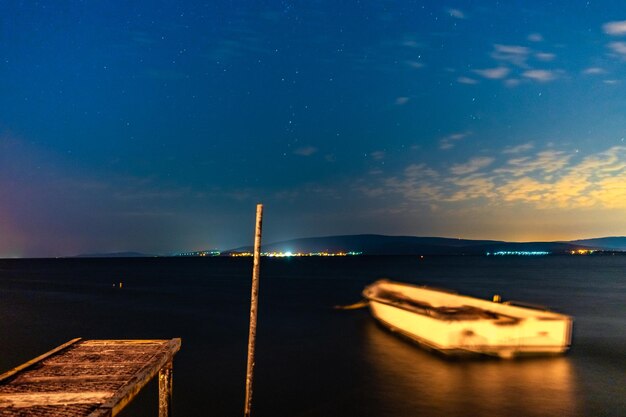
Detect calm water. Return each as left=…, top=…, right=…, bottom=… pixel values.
left=0, top=256, right=624, bottom=417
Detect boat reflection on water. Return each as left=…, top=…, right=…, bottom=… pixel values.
left=362, top=320, right=582, bottom=417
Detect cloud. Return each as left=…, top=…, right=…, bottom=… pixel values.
left=447, top=175, right=497, bottom=201
left=370, top=151, right=386, bottom=160
left=608, top=41, right=626, bottom=56
left=494, top=44, right=529, bottom=55
left=492, top=44, right=530, bottom=67
left=402, top=40, right=424, bottom=48
left=474, top=67, right=510, bottom=80
left=535, top=52, right=556, bottom=61
left=405, top=163, right=439, bottom=179
left=502, top=147, right=626, bottom=208
left=407, top=61, right=425, bottom=69
left=293, top=146, right=317, bottom=156
left=473, top=67, right=510, bottom=79
left=451, top=157, right=494, bottom=175
left=503, top=143, right=534, bottom=154
left=395, top=96, right=410, bottom=105
left=447, top=8, right=466, bottom=19
left=439, top=132, right=469, bottom=150
left=448, top=133, right=468, bottom=141
left=603, top=20, right=626, bottom=36
left=496, top=177, right=553, bottom=204
left=522, top=69, right=558, bottom=82
left=574, top=146, right=626, bottom=175
left=496, top=150, right=572, bottom=177
left=582, top=67, right=606, bottom=75
left=464, top=42, right=562, bottom=86
left=364, top=146, right=626, bottom=211
left=457, top=76, right=478, bottom=84
left=382, top=164, right=443, bottom=203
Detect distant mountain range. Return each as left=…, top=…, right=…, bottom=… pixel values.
left=70, top=235, right=626, bottom=258
left=74, top=252, right=157, bottom=258
left=225, top=234, right=626, bottom=255
left=569, top=237, right=626, bottom=251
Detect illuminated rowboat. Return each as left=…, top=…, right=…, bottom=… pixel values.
left=363, top=279, right=573, bottom=358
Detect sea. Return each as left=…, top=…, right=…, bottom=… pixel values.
left=0, top=256, right=624, bottom=417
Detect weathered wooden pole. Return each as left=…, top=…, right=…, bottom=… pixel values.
left=158, top=361, right=173, bottom=417
left=244, top=203, right=263, bottom=417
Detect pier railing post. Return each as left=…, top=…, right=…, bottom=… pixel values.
left=244, top=203, right=263, bottom=417
left=159, top=361, right=173, bottom=417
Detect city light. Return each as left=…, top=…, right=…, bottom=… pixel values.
left=229, top=251, right=363, bottom=257
left=487, top=251, right=551, bottom=256
left=570, top=249, right=595, bottom=255
left=175, top=250, right=221, bottom=257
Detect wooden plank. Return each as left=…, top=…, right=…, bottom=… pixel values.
left=82, top=340, right=169, bottom=345
left=30, top=362, right=161, bottom=368
left=18, top=375, right=128, bottom=383
left=0, top=338, right=82, bottom=383
left=89, top=338, right=181, bottom=417
left=0, top=338, right=181, bottom=417
left=0, top=391, right=111, bottom=408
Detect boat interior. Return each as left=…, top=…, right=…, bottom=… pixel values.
left=370, top=287, right=521, bottom=324
left=364, top=280, right=570, bottom=324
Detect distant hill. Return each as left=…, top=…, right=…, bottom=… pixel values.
left=225, top=234, right=624, bottom=255
left=568, top=237, right=626, bottom=251
left=74, top=252, right=157, bottom=258
left=226, top=234, right=500, bottom=255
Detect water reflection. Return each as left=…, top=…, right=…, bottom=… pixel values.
left=363, top=320, right=582, bottom=417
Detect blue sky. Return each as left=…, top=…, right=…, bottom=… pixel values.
left=1, top=1, right=625, bottom=256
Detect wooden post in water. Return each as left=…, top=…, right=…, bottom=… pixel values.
left=244, top=203, right=263, bottom=417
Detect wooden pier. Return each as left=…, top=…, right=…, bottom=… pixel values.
left=0, top=338, right=181, bottom=416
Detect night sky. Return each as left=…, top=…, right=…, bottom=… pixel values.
left=1, top=1, right=625, bottom=257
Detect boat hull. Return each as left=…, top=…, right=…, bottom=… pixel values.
left=364, top=280, right=573, bottom=359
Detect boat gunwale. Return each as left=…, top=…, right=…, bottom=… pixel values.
left=364, top=291, right=519, bottom=323
left=364, top=279, right=572, bottom=321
